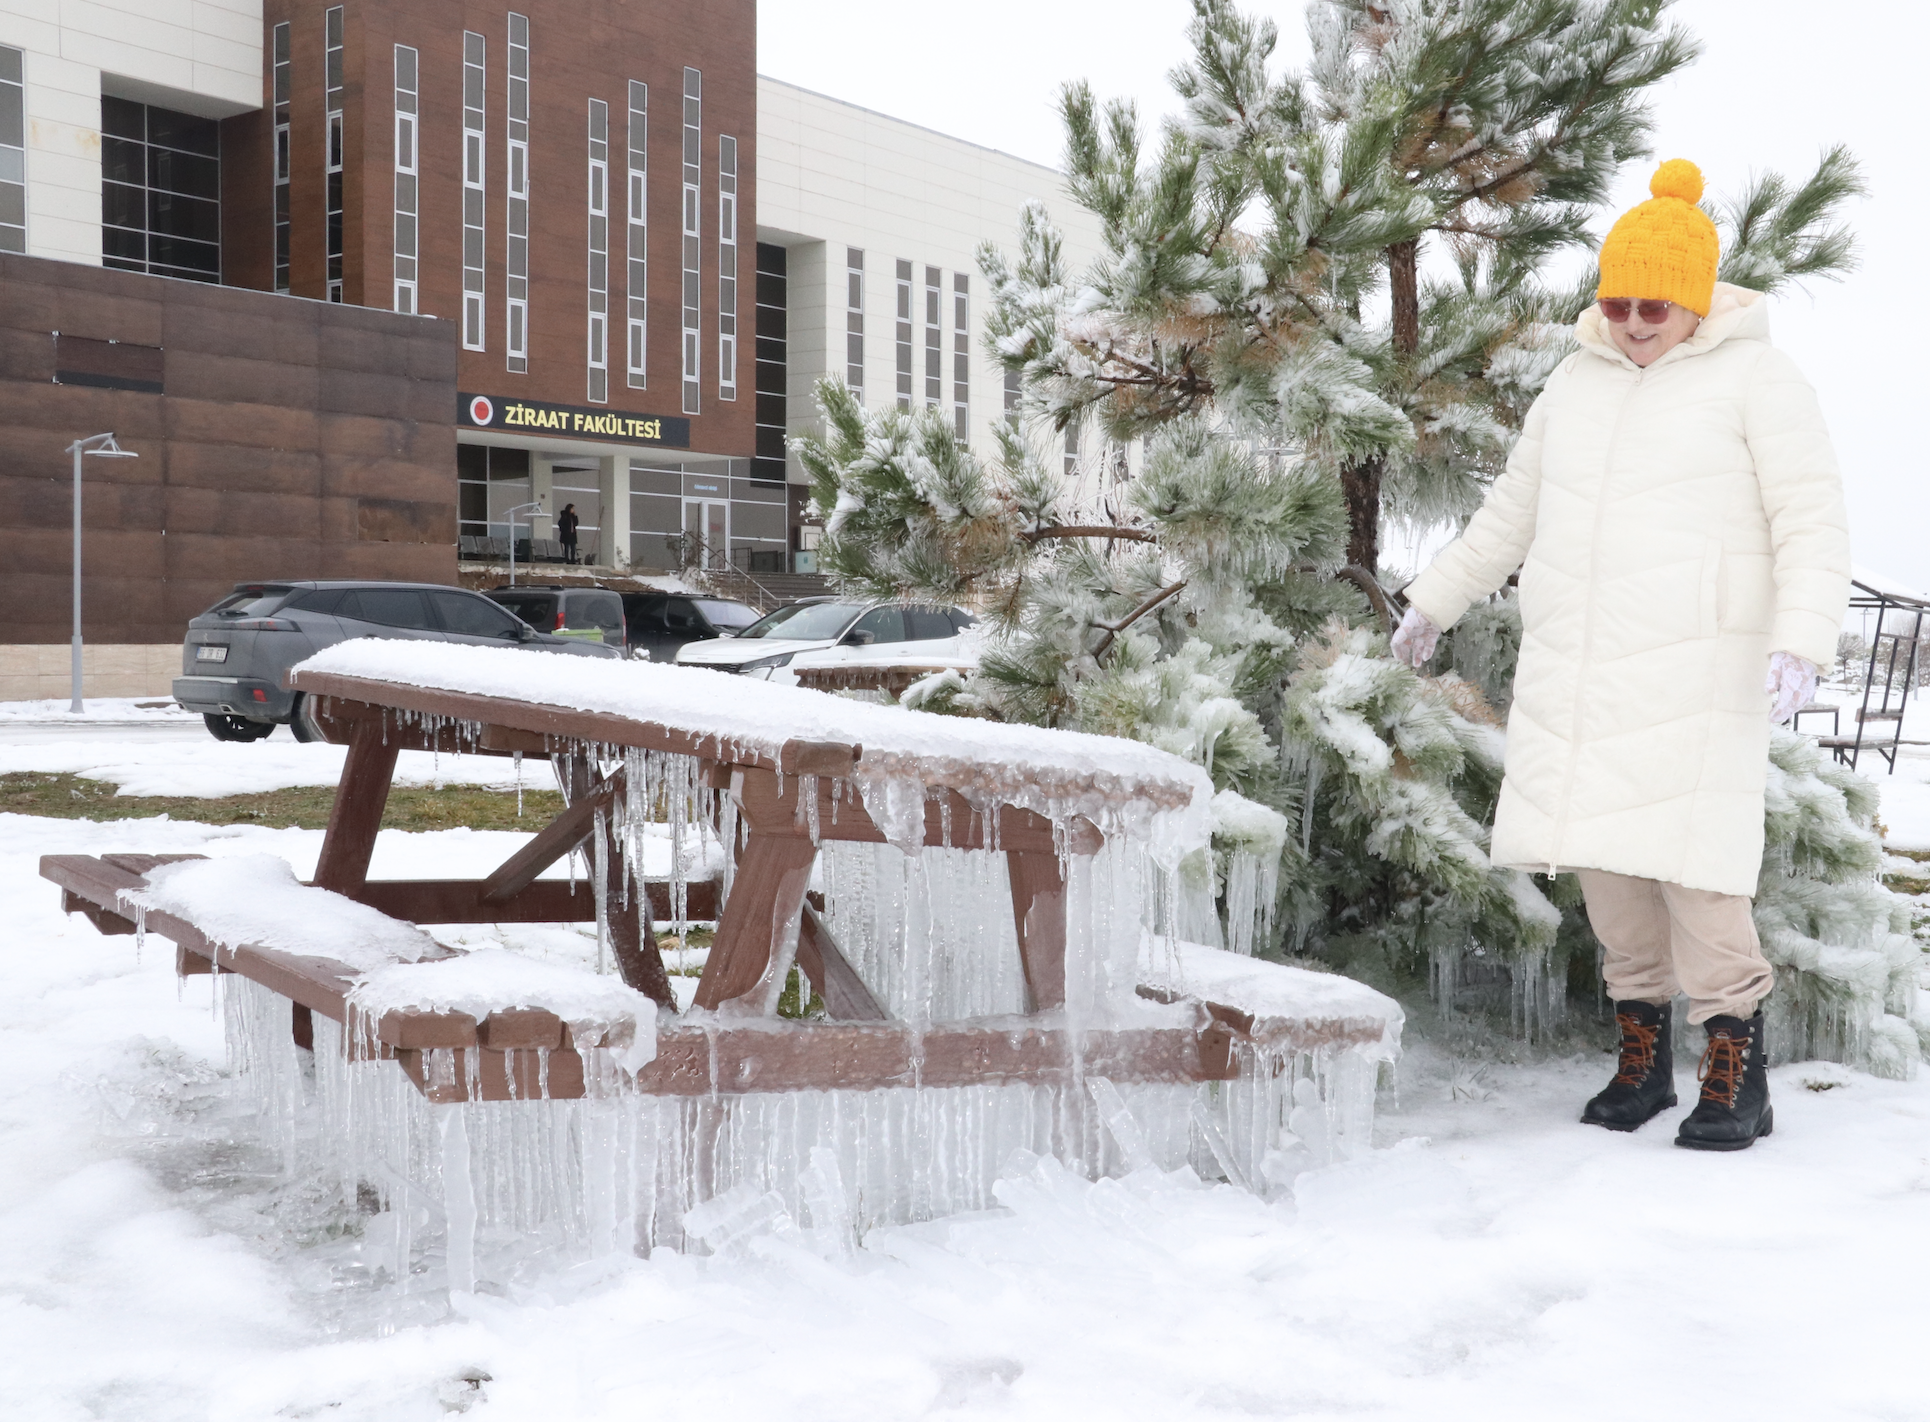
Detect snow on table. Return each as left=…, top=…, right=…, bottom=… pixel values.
left=294, top=639, right=1214, bottom=855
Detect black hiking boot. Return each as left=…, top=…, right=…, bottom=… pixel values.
left=1581, top=1000, right=1677, bottom=1131
left=1676, top=1012, right=1772, bottom=1151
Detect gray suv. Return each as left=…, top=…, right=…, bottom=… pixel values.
left=174, top=580, right=619, bottom=742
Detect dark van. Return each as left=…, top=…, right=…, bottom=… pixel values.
left=621, top=592, right=761, bottom=661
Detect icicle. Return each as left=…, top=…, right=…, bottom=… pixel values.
left=592, top=807, right=610, bottom=976
left=441, top=1109, right=478, bottom=1294
left=1188, top=1097, right=1251, bottom=1191
left=514, top=751, right=524, bottom=818
left=1087, top=1077, right=1153, bottom=1171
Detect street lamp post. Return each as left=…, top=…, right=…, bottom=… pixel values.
left=66, top=433, right=139, bottom=714
left=503, top=500, right=545, bottom=588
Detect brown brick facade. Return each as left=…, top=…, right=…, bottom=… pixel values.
left=0, top=0, right=756, bottom=658
left=0, top=254, right=456, bottom=646
left=246, top=0, right=756, bottom=461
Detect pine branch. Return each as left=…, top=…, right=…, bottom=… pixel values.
left=1020, top=524, right=1157, bottom=545
left=1090, top=580, right=1188, bottom=660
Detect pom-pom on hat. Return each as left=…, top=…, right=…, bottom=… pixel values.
left=1597, top=159, right=1720, bottom=317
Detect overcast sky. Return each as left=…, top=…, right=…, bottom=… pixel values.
left=760, top=1, right=1930, bottom=591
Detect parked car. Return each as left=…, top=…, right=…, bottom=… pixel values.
left=622, top=592, right=761, bottom=661
left=174, top=580, right=620, bottom=742
left=674, top=597, right=976, bottom=684
left=486, top=585, right=626, bottom=648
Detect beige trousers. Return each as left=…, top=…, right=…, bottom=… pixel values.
left=1575, top=870, right=1773, bottom=1025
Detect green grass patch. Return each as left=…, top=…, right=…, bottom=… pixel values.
left=0, top=771, right=565, bottom=833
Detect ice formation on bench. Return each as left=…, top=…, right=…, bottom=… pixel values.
left=52, top=640, right=1403, bottom=1294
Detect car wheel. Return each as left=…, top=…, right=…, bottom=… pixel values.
left=288, top=692, right=326, bottom=743
left=204, top=713, right=275, bottom=742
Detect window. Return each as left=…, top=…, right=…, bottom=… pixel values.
left=1004, top=366, right=1021, bottom=426
left=845, top=247, right=864, bottom=397
left=849, top=606, right=906, bottom=645
left=341, top=588, right=433, bottom=630
left=717, top=134, right=738, bottom=400
left=100, top=98, right=221, bottom=282
left=626, top=81, right=647, bottom=387
left=1064, top=424, right=1079, bottom=478
left=324, top=6, right=344, bottom=301
left=587, top=98, right=609, bottom=403
left=953, top=273, right=970, bottom=439
left=393, top=46, right=419, bottom=314
left=430, top=590, right=522, bottom=638
left=906, top=607, right=957, bottom=641
left=506, top=13, right=530, bottom=372
left=457, top=444, right=531, bottom=539
left=461, top=32, right=486, bottom=350
left=680, top=67, right=701, bottom=415
left=894, top=260, right=914, bottom=411
left=271, top=25, right=289, bottom=288
left=924, top=265, right=942, bottom=407
left=752, top=243, right=787, bottom=483
left=0, top=47, right=23, bottom=254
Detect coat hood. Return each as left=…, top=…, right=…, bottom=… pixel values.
left=1575, top=281, right=1769, bottom=372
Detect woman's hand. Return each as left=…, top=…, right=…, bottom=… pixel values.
left=1390, top=606, right=1441, bottom=668
left=1765, top=652, right=1818, bottom=723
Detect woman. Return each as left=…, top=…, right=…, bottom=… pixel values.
left=558, top=502, right=580, bottom=565
left=1391, top=160, right=1851, bottom=1151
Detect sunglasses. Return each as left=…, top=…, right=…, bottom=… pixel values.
left=1597, top=298, right=1675, bottom=324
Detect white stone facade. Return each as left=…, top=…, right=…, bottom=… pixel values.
left=0, top=0, right=260, bottom=265
left=756, top=76, right=1103, bottom=482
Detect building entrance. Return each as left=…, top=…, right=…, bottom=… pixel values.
left=683, top=499, right=729, bottom=570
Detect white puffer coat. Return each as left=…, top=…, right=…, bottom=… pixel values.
left=1405, top=283, right=1851, bottom=897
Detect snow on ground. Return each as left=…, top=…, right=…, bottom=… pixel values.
left=0, top=696, right=198, bottom=723
left=4, top=726, right=1930, bottom=1420
left=0, top=717, right=544, bottom=797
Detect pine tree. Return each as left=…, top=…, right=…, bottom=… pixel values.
left=1756, top=729, right=1924, bottom=1078
left=800, top=0, right=1879, bottom=1044
left=996, top=0, right=1698, bottom=576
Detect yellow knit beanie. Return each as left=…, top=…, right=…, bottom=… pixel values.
left=1597, top=159, right=1720, bottom=317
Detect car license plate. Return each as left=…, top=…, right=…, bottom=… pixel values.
left=195, top=644, right=228, bottom=663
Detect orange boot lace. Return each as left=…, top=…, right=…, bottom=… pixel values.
left=1695, top=1030, right=1750, bottom=1108
left=1612, top=1012, right=1660, bottom=1086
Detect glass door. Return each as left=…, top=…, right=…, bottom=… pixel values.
left=683, top=499, right=729, bottom=570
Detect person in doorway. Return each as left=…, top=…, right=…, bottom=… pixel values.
left=558, top=503, right=580, bottom=565
left=1390, top=159, right=1851, bottom=1152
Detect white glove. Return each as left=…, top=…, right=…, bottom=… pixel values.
left=1390, top=605, right=1441, bottom=668
left=1765, top=652, right=1817, bottom=724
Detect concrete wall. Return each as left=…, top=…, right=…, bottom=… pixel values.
left=0, top=644, right=177, bottom=700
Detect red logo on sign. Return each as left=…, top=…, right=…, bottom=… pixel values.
left=468, top=396, right=494, bottom=425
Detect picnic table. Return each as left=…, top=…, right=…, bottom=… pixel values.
left=45, top=642, right=1401, bottom=1261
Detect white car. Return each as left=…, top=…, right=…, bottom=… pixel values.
left=674, top=598, right=976, bottom=683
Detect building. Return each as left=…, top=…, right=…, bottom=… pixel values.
left=0, top=3, right=1098, bottom=699
left=755, top=77, right=1103, bottom=557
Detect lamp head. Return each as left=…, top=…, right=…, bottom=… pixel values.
left=69, top=432, right=139, bottom=458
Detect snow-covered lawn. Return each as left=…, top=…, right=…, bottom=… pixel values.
left=3, top=718, right=1929, bottom=1420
